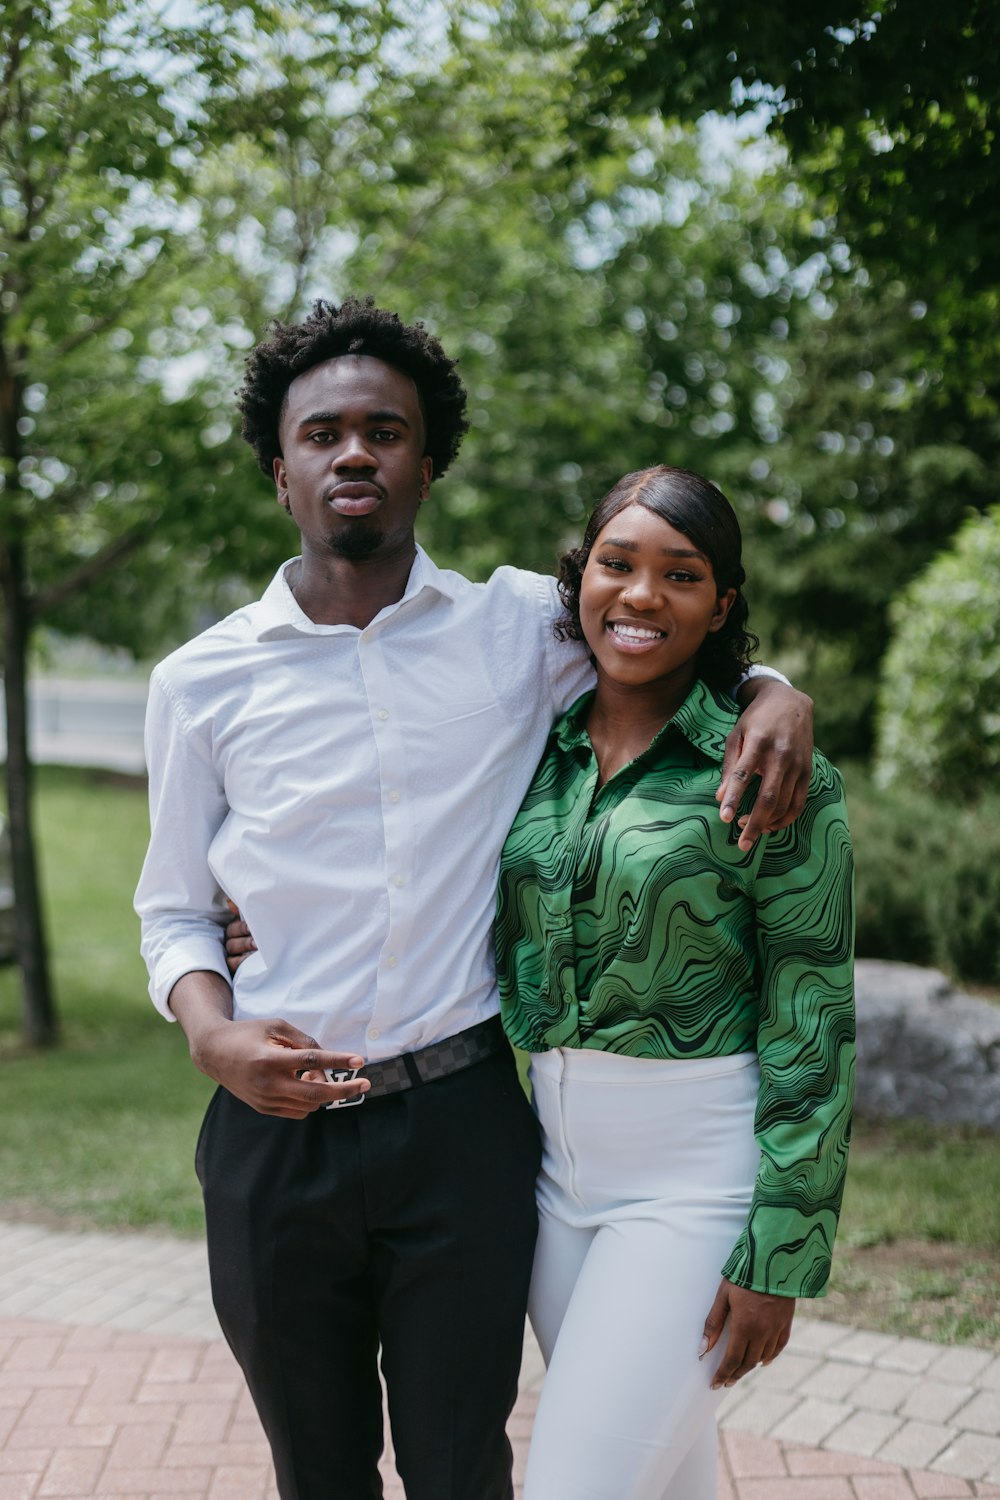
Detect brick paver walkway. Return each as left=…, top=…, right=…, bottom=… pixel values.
left=1, top=1220, right=998, bottom=1498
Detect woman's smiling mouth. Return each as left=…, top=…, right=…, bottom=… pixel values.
left=607, top=621, right=667, bottom=650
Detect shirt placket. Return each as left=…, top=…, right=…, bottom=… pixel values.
left=548, top=749, right=598, bottom=1041
left=356, top=625, right=415, bottom=1053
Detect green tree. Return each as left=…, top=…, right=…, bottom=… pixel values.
left=581, top=0, right=1000, bottom=332
left=0, top=0, right=403, bottom=1044
left=3, top=0, right=899, bottom=1048
left=737, top=273, right=993, bottom=752
left=574, top=1, right=1000, bottom=750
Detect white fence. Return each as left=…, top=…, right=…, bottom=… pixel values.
left=0, top=677, right=148, bottom=776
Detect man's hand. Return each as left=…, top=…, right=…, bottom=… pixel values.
left=224, top=900, right=255, bottom=975
left=168, top=972, right=368, bottom=1118
left=718, top=680, right=814, bottom=851
left=700, top=1279, right=795, bottom=1389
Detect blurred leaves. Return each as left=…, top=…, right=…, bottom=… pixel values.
left=2, top=0, right=998, bottom=765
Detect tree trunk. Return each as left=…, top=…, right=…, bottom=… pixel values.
left=0, top=533, right=57, bottom=1046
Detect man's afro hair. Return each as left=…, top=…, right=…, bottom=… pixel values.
left=237, top=296, right=469, bottom=480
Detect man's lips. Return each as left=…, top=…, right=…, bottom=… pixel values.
left=326, top=482, right=384, bottom=516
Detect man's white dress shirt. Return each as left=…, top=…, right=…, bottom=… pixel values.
left=135, top=549, right=593, bottom=1060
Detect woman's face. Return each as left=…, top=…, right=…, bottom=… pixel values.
left=579, top=503, right=736, bottom=692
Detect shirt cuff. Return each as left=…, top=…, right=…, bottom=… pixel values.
left=148, top=941, right=231, bottom=1020
left=738, top=663, right=791, bottom=689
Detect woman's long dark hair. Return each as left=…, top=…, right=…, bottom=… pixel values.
left=556, top=465, right=758, bottom=691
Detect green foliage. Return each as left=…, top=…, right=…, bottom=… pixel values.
left=574, top=0, right=1000, bottom=753
left=4, top=0, right=995, bottom=765
left=845, top=765, right=1000, bottom=985
left=742, top=276, right=994, bottom=755
left=875, top=507, right=1000, bottom=795
left=580, top=1, right=1000, bottom=414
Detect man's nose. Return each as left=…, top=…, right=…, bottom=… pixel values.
left=334, top=434, right=375, bottom=468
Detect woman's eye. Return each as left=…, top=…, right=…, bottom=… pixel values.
left=599, top=557, right=629, bottom=572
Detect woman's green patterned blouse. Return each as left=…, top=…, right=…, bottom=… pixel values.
left=496, top=679, right=855, bottom=1298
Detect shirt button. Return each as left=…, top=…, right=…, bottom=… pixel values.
left=388, top=790, right=401, bottom=804
left=386, top=955, right=398, bottom=968
left=377, top=708, right=390, bottom=720
left=393, top=875, right=404, bottom=887
left=562, top=990, right=573, bottom=1003
left=368, top=1026, right=381, bottom=1041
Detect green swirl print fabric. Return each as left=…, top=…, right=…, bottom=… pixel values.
left=496, top=678, right=855, bottom=1297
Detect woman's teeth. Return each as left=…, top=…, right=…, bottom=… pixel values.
left=609, top=623, right=664, bottom=641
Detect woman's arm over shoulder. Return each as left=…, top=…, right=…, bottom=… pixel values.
left=723, top=756, right=855, bottom=1300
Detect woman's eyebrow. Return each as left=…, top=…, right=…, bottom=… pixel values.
left=599, top=536, right=707, bottom=561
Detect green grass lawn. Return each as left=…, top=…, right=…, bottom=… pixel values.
left=1, top=768, right=998, bottom=1344
left=0, top=767, right=214, bottom=1232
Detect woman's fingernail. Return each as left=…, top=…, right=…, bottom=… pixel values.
left=698, top=1337, right=709, bottom=1359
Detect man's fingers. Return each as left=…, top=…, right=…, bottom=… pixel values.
left=777, top=765, right=811, bottom=828
left=293, top=1074, right=370, bottom=1109
left=717, top=727, right=751, bottom=819
left=246, top=1051, right=369, bottom=1115
left=734, top=781, right=785, bottom=851
left=721, top=743, right=813, bottom=850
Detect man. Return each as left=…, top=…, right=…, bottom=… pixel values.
left=135, top=297, right=813, bottom=1500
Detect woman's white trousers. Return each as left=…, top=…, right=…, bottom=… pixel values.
left=524, top=1047, right=760, bottom=1500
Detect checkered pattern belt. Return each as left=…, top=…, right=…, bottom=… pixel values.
left=357, top=1015, right=507, bottom=1101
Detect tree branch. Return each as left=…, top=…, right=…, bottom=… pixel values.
left=30, top=521, right=154, bottom=619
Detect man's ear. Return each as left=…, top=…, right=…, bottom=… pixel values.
left=418, top=455, right=433, bottom=503
left=273, top=455, right=290, bottom=513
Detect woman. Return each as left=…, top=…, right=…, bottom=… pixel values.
left=495, top=465, right=854, bottom=1500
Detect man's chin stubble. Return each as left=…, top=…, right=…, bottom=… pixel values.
left=327, top=524, right=383, bottom=561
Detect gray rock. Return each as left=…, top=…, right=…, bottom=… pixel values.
left=854, top=959, right=1000, bottom=1129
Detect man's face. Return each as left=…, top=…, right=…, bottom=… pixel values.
left=274, top=355, right=433, bottom=563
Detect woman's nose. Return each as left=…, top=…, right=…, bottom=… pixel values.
left=622, top=576, right=661, bottom=608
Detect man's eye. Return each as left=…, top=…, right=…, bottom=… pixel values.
left=373, top=429, right=398, bottom=441
left=310, top=431, right=334, bottom=443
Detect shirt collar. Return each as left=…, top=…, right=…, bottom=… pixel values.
left=253, top=545, right=456, bottom=641
left=555, top=677, right=738, bottom=766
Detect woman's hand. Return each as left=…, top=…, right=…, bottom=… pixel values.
left=224, top=899, right=256, bottom=975
left=700, top=1278, right=795, bottom=1388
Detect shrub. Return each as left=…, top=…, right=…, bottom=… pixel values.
left=844, top=767, right=1000, bottom=986
left=874, top=506, right=1000, bottom=797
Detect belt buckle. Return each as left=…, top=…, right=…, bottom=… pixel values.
left=323, top=1066, right=366, bottom=1109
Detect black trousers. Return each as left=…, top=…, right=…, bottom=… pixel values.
left=196, top=1047, right=541, bottom=1500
